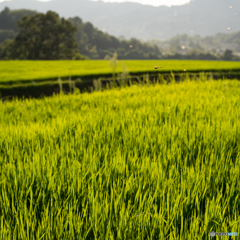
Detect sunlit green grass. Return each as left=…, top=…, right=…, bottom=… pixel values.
left=0, top=77, right=240, bottom=239
left=0, top=60, right=240, bottom=83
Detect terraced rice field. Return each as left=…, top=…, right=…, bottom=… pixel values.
left=0, top=60, right=240, bottom=83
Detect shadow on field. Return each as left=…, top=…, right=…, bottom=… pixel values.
left=1, top=71, right=240, bottom=102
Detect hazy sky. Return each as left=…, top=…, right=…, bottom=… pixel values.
left=90, top=0, right=191, bottom=7
left=0, top=0, right=192, bottom=7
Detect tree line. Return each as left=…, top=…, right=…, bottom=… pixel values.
left=0, top=7, right=239, bottom=61
left=0, top=7, right=161, bottom=60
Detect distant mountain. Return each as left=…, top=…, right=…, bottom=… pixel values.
left=0, top=0, right=239, bottom=41
left=147, top=32, right=240, bottom=56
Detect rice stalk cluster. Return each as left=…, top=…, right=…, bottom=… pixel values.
left=0, top=77, right=240, bottom=239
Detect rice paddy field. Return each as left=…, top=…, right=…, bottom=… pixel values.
left=0, top=77, right=240, bottom=239
left=1, top=60, right=240, bottom=83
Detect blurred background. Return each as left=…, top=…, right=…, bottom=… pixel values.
left=0, top=0, right=239, bottom=60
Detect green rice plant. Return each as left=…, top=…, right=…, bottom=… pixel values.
left=142, top=74, right=150, bottom=87
left=0, top=77, right=240, bottom=239
left=158, top=74, right=167, bottom=84
left=199, top=72, right=207, bottom=82
left=58, top=77, right=63, bottom=94
left=117, top=62, right=129, bottom=89
left=169, top=71, right=176, bottom=84
left=110, top=52, right=119, bottom=88
left=93, top=78, right=102, bottom=92
left=68, top=77, right=74, bottom=94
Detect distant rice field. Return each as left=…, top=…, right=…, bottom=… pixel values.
left=0, top=60, right=240, bottom=83
left=0, top=78, right=240, bottom=239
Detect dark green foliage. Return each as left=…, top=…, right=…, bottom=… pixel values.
left=72, top=53, right=90, bottom=60
left=163, top=51, right=219, bottom=60
left=0, top=29, right=16, bottom=43
left=0, top=7, right=37, bottom=32
left=0, top=7, right=36, bottom=45
left=7, top=11, right=79, bottom=60
left=0, top=39, right=12, bottom=60
left=223, top=49, right=233, bottom=61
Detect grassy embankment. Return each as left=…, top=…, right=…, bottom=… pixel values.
left=0, top=77, right=240, bottom=239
